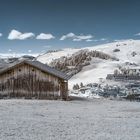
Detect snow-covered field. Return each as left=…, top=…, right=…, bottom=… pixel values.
left=0, top=99, right=140, bottom=140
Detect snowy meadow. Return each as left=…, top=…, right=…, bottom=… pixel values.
left=0, top=98, right=140, bottom=140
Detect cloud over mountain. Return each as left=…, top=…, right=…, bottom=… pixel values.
left=36, top=33, right=55, bottom=40
left=0, top=33, right=2, bottom=37
left=134, top=33, right=140, bottom=36
left=8, top=29, right=35, bottom=40
left=60, top=32, right=93, bottom=41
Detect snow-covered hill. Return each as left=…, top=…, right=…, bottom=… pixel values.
left=37, top=39, right=140, bottom=89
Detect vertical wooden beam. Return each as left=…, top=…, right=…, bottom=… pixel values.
left=60, top=80, right=68, bottom=100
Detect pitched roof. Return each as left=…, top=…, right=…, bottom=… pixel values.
left=0, top=60, right=69, bottom=80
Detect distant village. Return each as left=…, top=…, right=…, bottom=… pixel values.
left=72, top=66, right=140, bottom=101
left=106, top=66, right=140, bottom=81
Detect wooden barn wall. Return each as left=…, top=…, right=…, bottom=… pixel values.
left=0, top=63, right=68, bottom=99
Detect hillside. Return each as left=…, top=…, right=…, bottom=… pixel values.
left=0, top=39, right=140, bottom=89
left=36, top=39, right=140, bottom=88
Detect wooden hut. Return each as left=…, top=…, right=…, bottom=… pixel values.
left=0, top=60, right=69, bottom=100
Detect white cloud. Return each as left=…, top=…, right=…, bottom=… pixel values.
left=100, top=38, right=107, bottom=41
left=73, top=38, right=82, bottom=42
left=60, top=33, right=75, bottom=40
left=28, top=50, right=32, bottom=53
left=60, top=33, right=93, bottom=42
left=0, top=33, right=2, bottom=37
left=134, top=33, right=140, bottom=36
left=8, top=49, right=12, bottom=52
left=76, top=35, right=92, bottom=41
left=36, top=33, right=55, bottom=40
left=8, top=29, right=35, bottom=40
left=86, top=39, right=93, bottom=42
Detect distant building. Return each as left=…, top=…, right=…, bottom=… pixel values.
left=106, top=67, right=140, bottom=81
left=0, top=60, right=69, bottom=100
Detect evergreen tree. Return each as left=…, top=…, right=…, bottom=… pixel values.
left=80, top=82, right=84, bottom=88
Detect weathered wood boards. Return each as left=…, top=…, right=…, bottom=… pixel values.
left=0, top=60, right=68, bottom=100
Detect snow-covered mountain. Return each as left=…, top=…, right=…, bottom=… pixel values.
left=0, top=39, right=139, bottom=89
left=36, top=39, right=140, bottom=88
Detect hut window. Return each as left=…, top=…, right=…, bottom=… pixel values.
left=7, top=70, right=12, bottom=74
left=19, top=69, right=21, bottom=72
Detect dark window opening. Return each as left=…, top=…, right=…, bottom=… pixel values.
left=7, top=70, right=12, bottom=74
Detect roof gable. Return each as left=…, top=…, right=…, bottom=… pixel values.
left=0, top=60, right=69, bottom=80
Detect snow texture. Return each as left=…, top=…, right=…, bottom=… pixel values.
left=0, top=99, right=140, bottom=140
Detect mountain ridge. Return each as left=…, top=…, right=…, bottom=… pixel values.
left=36, top=39, right=140, bottom=88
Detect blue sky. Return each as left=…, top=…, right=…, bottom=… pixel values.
left=0, top=0, right=140, bottom=53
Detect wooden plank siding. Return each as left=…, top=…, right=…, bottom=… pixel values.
left=0, top=62, right=68, bottom=100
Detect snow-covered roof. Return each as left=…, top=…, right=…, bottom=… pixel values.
left=0, top=60, right=69, bottom=80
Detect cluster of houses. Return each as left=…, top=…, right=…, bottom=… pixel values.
left=106, top=67, right=140, bottom=81
left=71, top=66, right=140, bottom=100
left=71, top=82, right=140, bottom=101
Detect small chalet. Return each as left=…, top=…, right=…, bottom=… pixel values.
left=0, top=60, right=69, bottom=100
